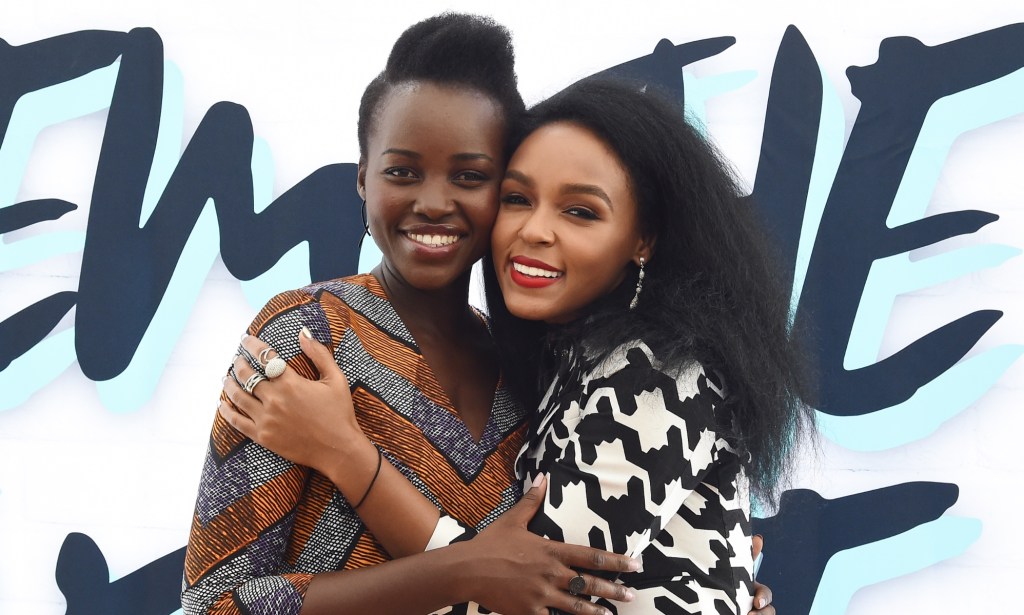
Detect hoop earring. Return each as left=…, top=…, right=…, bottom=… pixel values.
left=628, top=257, right=645, bottom=311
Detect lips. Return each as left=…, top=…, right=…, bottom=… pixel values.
left=406, top=232, right=460, bottom=247
left=402, top=224, right=465, bottom=253
left=509, top=255, right=563, bottom=288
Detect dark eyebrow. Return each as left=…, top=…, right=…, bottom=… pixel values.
left=381, top=148, right=420, bottom=159
left=561, top=183, right=612, bottom=208
left=380, top=149, right=494, bottom=164
left=503, top=169, right=534, bottom=187
left=504, top=171, right=612, bottom=208
left=452, top=152, right=495, bottom=163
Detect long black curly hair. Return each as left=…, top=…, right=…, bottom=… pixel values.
left=483, top=79, right=816, bottom=506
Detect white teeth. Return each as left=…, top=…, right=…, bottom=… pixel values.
left=513, top=262, right=562, bottom=278
left=408, top=233, right=459, bottom=247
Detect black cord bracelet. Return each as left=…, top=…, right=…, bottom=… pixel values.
left=352, top=446, right=383, bottom=510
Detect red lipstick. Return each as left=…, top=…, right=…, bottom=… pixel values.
left=509, top=256, right=563, bottom=289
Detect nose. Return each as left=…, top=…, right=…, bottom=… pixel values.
left=517, top=204, right=555, bottom=245
left=412, top=178, right=456, bottom=220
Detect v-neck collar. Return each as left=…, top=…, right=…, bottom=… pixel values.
left=358, top=274, right=506, bottom=455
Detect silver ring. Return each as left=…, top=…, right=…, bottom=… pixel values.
left=243, top=372, right=266, bottom=394
left=568, top=574, right=586, bottom=596
left=253, top=346, right=286, bottom=379
left=265, top=357, right=286, bottom=379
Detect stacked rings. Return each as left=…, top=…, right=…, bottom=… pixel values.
left=239, top=340, right=288, bottom=381
left=243, top=372, right=266, bottom=394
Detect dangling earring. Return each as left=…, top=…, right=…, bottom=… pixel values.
left=629, top=257, right=645, bottom=311
left=357, top=199, right=370, bottom=250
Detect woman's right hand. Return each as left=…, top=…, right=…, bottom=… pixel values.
left=462, top=475, right=639, bottom=615
left=220, top=327, right=367, bottom=474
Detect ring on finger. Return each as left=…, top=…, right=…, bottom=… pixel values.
left=568, top=574, right=586, bottom=596
left=243, top=372, right=266, bottom=394
left=264, top=356, right=286, bottom=379
left=257, top=346, right=287, bottom=379
left=257, top=347, right=274, bottom=365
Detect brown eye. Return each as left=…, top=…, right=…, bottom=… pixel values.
left=454, top=170, right=489, bottom=183
left=500, top=193, right=530, bottom=206
left=384, top=167, right=417, bottom=179
left=565, top=206, right=599, bottom=220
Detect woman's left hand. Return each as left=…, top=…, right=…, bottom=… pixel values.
left=220, top=328, right=366, bottom=473
left=749, top=534, right=774, bottom=615
left=750, top=582, right=774, bottom=615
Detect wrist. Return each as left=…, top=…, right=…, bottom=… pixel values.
left=439, top=540, right=480, bottom=605
left=321, top=435, right=377, bottom=497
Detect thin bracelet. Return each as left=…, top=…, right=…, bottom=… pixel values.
left=352, top=446, right=383, bottom=510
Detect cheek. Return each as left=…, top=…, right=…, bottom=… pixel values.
left=572, top=239, right=631, bottom=289
left=490, top=210, right=518, bottom=253
left=471, top=190, right=501, bottom=231
left=366, top=183, right=409, bottom=221
left=363, top=199, right=392, bottom=235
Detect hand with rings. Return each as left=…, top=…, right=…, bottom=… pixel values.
left=234, top=341, right=287, bottom=388
left=220, top=327, right=366, bottom=473
left=462, top=475, right=638, bottom=615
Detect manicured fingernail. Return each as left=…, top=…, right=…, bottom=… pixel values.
left=240, top=333, right=249, bottom=341
left=300, top=326, right=312, bottom=340
left=531, top=473, right=546, bottom=488
left=759, top=597, right=767, bottom=609
left=623, top=589, right=635, bottom=601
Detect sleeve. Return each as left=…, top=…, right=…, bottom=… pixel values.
left=526, top=346, right=722, bottom=563
left=181, top=289, right=341, bottom=615
left=424, top=514, right=477, bottom=551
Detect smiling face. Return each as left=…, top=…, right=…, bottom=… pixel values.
left=491, top=121, right=652, bottom=324
left=358, top=81, right=506, bottom=292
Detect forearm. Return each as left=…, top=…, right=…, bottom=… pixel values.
left=186, top=543, right=476, bottom=615
left=300, top=540, right=476, bottom=614
left=320, top=435, right=442, bottom=558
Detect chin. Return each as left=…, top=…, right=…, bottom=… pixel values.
left=502, top=297, right=556, bottom=323
left=398, top=269, right=463, bottom=292
left=409, top=254, right=477, bottom=281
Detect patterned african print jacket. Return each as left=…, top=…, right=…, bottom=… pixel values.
left=182, top=274, right=527, bottom=614
left=429, top=340, right=756, bottom=615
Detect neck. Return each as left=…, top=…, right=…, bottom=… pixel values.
left=372, top=262, right=474, bottom=336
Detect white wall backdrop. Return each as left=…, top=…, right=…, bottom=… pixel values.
left=1, top=1, right=1021, bottom=613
